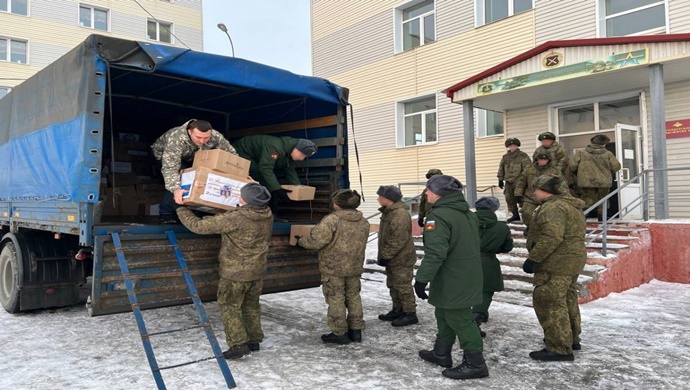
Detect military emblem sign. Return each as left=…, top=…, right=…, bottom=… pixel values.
left=425, top=221, right=436, bottom=231
left=270, top=152, right=280, bottom=160
left=542, top=51, right=563, bottom=69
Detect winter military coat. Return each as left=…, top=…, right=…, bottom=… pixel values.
left=416, top=193, right=483, bottom=310
left=233, top=135, right=302, bottom=192
left=533, top=141, right=568, bottom=173
left=176, top=205, right=273, bottom=281
left=298, top=209, right=370, bottom=277
left=526, top=195, right=587, bottom=276
left=475, top=209, right=514, bottom=292
left=378, top=202, right=417, bottom=268
left=497, top=149, right=532, bottom=183
left=515, top=161, right=564, bottom=205
left=569, top=144, right=622, bottom=189
left=151, top=120, right=237, bottom=192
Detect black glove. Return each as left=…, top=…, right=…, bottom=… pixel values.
left=515, top=196, right=523, bottom=206
left=378, top=258, right=390, bottom=267
left=417, top=218, right=425, bottom=228
left=498, top=180, right=504, bottom=189
left=414, top=281, right=429, bottom=300
left=522, top=259, right=538, bottom=274
left=272, top=188, right=292, bottom=202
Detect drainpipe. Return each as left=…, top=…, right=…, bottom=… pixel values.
left=463, top=100, right=477, bottom=206
left=649, top=64, right=669, bottom=219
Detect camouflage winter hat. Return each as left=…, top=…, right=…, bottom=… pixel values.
left=538, top=132, right=556, bottom=141
left=296, top=139, right=318, bottom=157
left=426, top=175, right=463, bottom=196
left=505, top=138, right=521, bottom=147
left=591, top=134, right=610, bottom=145
left=240, top=182, right=271, bottom=207
left=332, top=189, right=361, bottom=209
left=376, top=185, right=403, bottom=202
left=535, top=153, right=550, bottom=161
left=533, top=174, right=567, bottom=195
left=425, top=168, right=443, bottom=179
left=475, top=196, right=500, bottom=212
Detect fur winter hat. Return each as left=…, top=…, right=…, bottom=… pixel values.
left=376, top=185, right=403, bottom=202
left=425, top=168, right=443, bottom=179
left=296, top=139, right=318, bottom=157
left=475, top=196, right=500, bottom=212
left=590, top=134, right=610, bottom=145
left=533, top=174, right=567, bottom=195
left=332, top=189, right=361, bottom=209
left=240, top=182, right=271, bottom=207
left=426, top=175, right=463, bottom=196
left=505, top=138, right=521, bottom=147
left=534, top=153, right=550, bottom=161
left=538, top=132, right=556, bottom=141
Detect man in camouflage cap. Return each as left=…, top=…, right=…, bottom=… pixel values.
left=533, top=132, right=568, bottom=175
left=175, top=182, right=273, bottom=359
left=152, top=119, right=237, bottom=223
left=515, top=153, right=564, bottom=234
left=418, top=169, right=443, bottom=227
left=497, top=138, right=531, bottom=223
left=521, top=174, right=586, bottom=362
left=568, top=134, right=621, bottom=221
left=376, top=185, right=419, bottom=327
left=297, top=189, right=369, bottom=344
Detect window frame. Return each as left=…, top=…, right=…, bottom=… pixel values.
left=396, top=93, right=439, bottom=148
left=596, top=0, right=669, bottom=37
left=146, top=19, right=174, bottom=44
left=475, top=0, right=534, bottom=27
left=78, top=3, right=110, bottom=32
left=393, top=0, right=436, bottom=54
left=0, top=0, right=29, bottom=16
left=475, top=108, right=505, bottom=139
left=0, top=36, right=29, bottom=65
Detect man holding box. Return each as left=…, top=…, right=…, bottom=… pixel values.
left=152, top=119, right=237, bottom=223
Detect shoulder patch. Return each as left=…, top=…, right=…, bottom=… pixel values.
left=270, top=152, right=280, bottom=160
left=425, top=221, right=436, bottom=231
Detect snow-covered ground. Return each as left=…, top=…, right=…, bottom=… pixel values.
left=1, top=244, right=689, bottom=389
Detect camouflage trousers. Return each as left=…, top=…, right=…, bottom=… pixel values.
left=520, top=201, right=538, bottom=230
left=580, top=187, right=609, bottom=215
left=503, top=181, right=519, bottom=214
left=385, top=265, right=416, bottom=313
left=217, top=278, right=264, bottom=349
left=532, top=272, right=582, bottom=355
left=435, top=307, right=483, bottom=353
left=322, top=274, right=366, bottom=335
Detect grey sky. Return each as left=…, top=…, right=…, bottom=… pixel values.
left=202, top=0, right=313, bottom=76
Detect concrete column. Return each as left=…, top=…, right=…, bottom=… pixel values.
left=463, top=100, right=477, bottom=206
left=649, top=64, right=668, bottom=219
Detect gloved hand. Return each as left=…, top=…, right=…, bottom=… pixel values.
left=498, top=180, right=505, bottom=189
left=414, top=281, right=429, bottom=300
left=378, top=258, right=390, bottom=267
left=522, top=259, right=538, bottom=274
left=417, top=218, right=425, bottom=228
left=272, top=188, right=292, bottom=202
left=515, top=196, right=523, bottom=207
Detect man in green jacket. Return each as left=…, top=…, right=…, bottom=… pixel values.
left=376, top=185, right=418, bottom=327
left=522, top=174, right=587, bottom=362
left=472, top=196, right=514, bottom=337
left=175, top=182, right=273, bottom=359
left=533, top=132, right=568, bottom=175
left=497, top=138, right=531, bottom=223
left=417, top=168, right=443, bottom=227
left=415, top=175, right=489, bottom=381
left=515, top=153, right=564, bottom=233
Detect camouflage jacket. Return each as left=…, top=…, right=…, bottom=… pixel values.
left=298, top=209, right=370, bottom=277
left=176, top=205, right=273, bottom=281
left=418, top=190, right=432, bottom=220
left=497, top=149, right=531, bottom=183
left=378, top=202, right=416, bottom=267
left=515, top=161, right=564, bottom=204
left=233, top=135, right=302, bottom=192
left=526, top=195, right=587, bottom=276
left=151, top=120, right=237, bottom=192
left=475, top=209, right=513, bottom=291
left=569, top=144, right=621, bottom=189
left=533, top=141, right=568, bottom=174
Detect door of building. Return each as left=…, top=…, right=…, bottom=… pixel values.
left=615, top=124, right=642, bottom=220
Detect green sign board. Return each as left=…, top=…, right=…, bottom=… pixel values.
left=477, top=49, right=649, bottom=95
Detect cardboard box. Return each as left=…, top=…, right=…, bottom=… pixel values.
left=101, top=185, right=139, bottom=216
left=137, top=184, right=166, bottom=192
left=193, top=149, right=251, bottom=177
left=282, top=185, right=316, bottom=201
left=290, top=225, right=315, bottom=246
left=119, top=140, right=151, bottom=151
left=180, top=167, right=251, bottom=212
left=109, top=173, right=139, bottom=187
left=118, top=132, right=140, bottom=142
left=112, top=161, right=132, bottom=173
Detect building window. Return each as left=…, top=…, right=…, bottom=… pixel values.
left=79, top=5, right=109, bottom=31
left=0, top=0, right=28, bottom=16
left=476, top=108, right=504, bottom=138
left=598, top=0, right=668, bottom=37
left=476, top=0, right=533, bottom=26
left=0, top=87, right=10, bottom=100
left=147, top=20, right=173, bottom=43
left=0, top=37, right=27, bottom=64
left=394, top=0, right=435, bottom=53
left=397, top=95, right=437, bottom=147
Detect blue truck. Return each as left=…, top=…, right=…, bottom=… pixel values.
left=0, top=35, right=350, bottom=316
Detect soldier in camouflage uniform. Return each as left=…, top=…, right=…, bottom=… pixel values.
left=497, top=138, right=531, bottom=223
left=418, top=169, right=443, bottom=227
left=376, top=185, right=419, bottom=327
left=297, top=189, right=370, bottom=344
left=151, top=119, right=237, bottom=223
left=533, top=132, right=568, bottom=175
left=521, top=174, right=586, bottom=361
left=568, top=134, right=621, bottom=220
left=515, top=153, right=564, bottom=233
left=175, top=182, right=273, bottom=359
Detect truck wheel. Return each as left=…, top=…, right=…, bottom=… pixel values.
left=0, top=241, right=21, bottom=313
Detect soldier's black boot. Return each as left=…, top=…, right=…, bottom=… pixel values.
left=392, top=312, right=418, bottom=327
left=473, top=312, right=487, bottom=325
left=348, top=329, right=362, bottom=343
left=247, top=342, right=260, bottom=352
left=529, top=348, right=574, bottom=361
left=442, top=351, right=489, bottom=380
left=378, top=307, right=403, bottom=321
left=321, top=332, right=351, bottom=345
left=223, top=344, right=250, bottom=360
left=419, top=338, right=453, bottom=368
left=506, top=212, right=520, bottom=223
